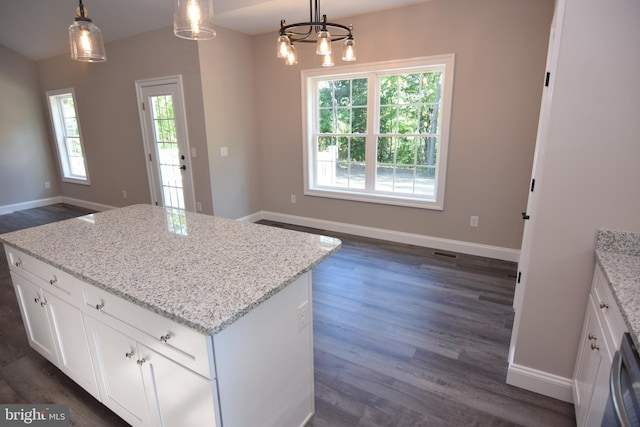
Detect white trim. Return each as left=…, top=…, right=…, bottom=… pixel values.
left=506, top=362, right=574, bottom=403
left=60, top=197, right=115, bottom=212
left=241, top=210, right=519, bottom=262
left=235, top=211, right=263, bottom=223
left=0, top=197, right=64, bottom=216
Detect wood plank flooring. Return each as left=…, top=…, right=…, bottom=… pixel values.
left=0, top=205, right=576, bottom=426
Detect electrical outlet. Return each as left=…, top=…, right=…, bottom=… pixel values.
left=196, top=202, right=202, bottom=212
left=298, top=301, right=309, bottom=331
left=190, top=147, right=197, bottom=158
left=470, top=216, right=479, bottom=227
left=122, top=190, right=128, bottom=199
left=290, top=194, right=296, bottom=204
left=44, top=181, right=51, bottom=189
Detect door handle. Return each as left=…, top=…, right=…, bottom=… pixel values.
left=179, top=165, right=186, bottom=171
left=522, top=212, right=530, bottom=220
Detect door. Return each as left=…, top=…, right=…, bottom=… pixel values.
left=136, top=76, right=196, bottom=211
left=11, top=272, right=58, bottom=364
left=139, top=343, right=219, bottom=427
left=84, top=315, right=150, bottom=426
left=46, top=290, right=99, bottom=399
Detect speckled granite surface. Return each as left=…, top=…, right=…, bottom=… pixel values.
left=595, top=229, right=640, bottom=348
left=0, top=205, right=341, bottom=335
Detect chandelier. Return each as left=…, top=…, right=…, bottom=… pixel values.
left=68, top=0, right=107, bottom=62
left=277, top=0, right=356, bottom=67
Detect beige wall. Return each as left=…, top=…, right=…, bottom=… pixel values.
left=511, top=0, right=640, bottom=380
left=36, top=27, right=214, bottom=214
left=198, top=26, right=262, bottom=219
left=254, top=0, right=554, bottom=250
left=0, top=45, right=60, bottom=206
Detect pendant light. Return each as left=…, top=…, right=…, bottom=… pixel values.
left=68, top=0, right=106, bottom=62
left=174, top=0, right=216, bottom=40
left=278, top=0, right=355, bottom=66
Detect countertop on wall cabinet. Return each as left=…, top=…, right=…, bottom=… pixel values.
left=595, top=229, right=640, bottom=348
left=0, top=204, right=341, bottom=335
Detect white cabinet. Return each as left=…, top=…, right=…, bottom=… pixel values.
left=84, top=315, right=219, bottom=427
left=9, top=266, right=98, bottom=399
left=573, top=263, right=627, bottom=426
left=5, top=244, right=313, bottom=427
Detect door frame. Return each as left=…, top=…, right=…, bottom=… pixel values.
left=135, top=75, right=196, bottom=212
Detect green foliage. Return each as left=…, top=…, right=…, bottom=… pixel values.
left=318, top=71, right=442, bottom=169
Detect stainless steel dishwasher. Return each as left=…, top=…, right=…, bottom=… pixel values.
left=602, top=333, right=640, bottom=427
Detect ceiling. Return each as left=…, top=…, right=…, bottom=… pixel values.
left=0, top=0, right=429, bottom=62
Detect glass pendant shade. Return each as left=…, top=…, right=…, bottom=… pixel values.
left=322, top=53, right=334, bottom=67
left=277, top=35, right=290, bottom=59
left=69, top=17, right=106, bottom=62
left=285, top=44, right=298, bottom=65
left=174, top=0, right=216, bottom=40
left=316, top=30, right=332, bottom=55
left=342, top=37, right=356, bottom=62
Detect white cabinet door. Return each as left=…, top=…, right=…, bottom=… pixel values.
left=84, top=315, right=150, bottom=427
left=139, top=343, right=219, bottom=427
left=46, top=290, right=99, bottom=399
left=11, top=272, right=58, bottom=364
left=573, top=297, right=607, bottom=427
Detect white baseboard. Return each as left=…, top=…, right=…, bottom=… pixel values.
left=61, top=197, right=116, bottom=212
left=506, top=362, right=574, bottom=403
left=0, top=196, right=115, bottom=216
left=0, top=196, right=63, bottom=215
left=247, top=210, right=520, bottom=262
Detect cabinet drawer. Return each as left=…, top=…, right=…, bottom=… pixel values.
left=592, top=265, right=627, bottom=357
left=82, top=284, right=215, bottom=379
left=5, top=246, right=84, bottom=306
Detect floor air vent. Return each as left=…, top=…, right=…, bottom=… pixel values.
left=432, top=250, right=458, bottom=259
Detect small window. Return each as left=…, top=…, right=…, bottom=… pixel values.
left=303, top=55, right=455, bottom=210
left=47, top=88, right=90, bottom=184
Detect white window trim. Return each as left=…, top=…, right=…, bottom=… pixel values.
left=46, top=88, right=91, bottom=185
left=301, top=54, right=455, bottom=210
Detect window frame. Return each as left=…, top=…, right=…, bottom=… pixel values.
left=302, top=55, right=455, bottom=210
left=46, top=88, right=91, bottom=185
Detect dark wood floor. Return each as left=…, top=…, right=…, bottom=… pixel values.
left=0, top=205, right=576, bottom=426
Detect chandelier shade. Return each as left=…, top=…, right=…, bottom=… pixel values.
left=68, top=0, right=106, bottom=62
left=278, top=0, right=355, bottom=66
left=174, top=0, right=216, bottom=40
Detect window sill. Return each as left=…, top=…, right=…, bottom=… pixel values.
left=62, top=177, right=91, bottom=186
left=305, top=187, right=443, bottom=210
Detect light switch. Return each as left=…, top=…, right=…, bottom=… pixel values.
left=220, top=146, right=228, bottom=157
left=190, top=147, right=197, bottom=157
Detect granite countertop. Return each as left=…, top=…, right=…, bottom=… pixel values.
left=595, top=229, right=640, bottom=348
left=0, top=205, right=341, bottom=335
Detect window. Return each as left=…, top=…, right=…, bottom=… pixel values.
left=47, top=88, right=90, bottom=184
left=303, top=55, right=454, bottom=210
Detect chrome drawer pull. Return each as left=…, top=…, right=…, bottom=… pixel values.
left=591, top=343, right=600, bottom=351
left=160, top=334, right=171, bottom=343
left=125, top=351, right=135, bottom=359
left=15, top=260, right=23, bottom=267
left=588, top=333, right=597, bottom=341
left=137, top=358, right=146, bottom=366
left=95, top=302, right=105, bottom=311
left=49, top=277, right=58, bottom=285
left=600, top=302, right=609, bottom=309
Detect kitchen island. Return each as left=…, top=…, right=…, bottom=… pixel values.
left=0, top=204, right=341, bottom=427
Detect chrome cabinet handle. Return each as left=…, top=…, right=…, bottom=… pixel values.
left=588, top=333, right=597, bottom=341
left=49, top=277, right=57, bottom=285
left=40, top=300, right=47, bottom=307
left=125, top=351, right=135, bottom=359
left=95, top=302, right=105, bottom=311
left=160, top=334, right=171, bottom=343
left=15, top=260, right=23, bottom=267
left=34, top=296, right=41, bottom=304
left=600, top=302, right=609, bottom=309
left=591, top=343, right=600, bottom=351
left=136, top=358, right=146, bottom=366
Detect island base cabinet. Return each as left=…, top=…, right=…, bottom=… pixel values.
left=12, top=272, right=58, bottom=364
left=11, top=271, right=99, bottom=399
left=214, top=273, right=314, bottom=427
left=84, top=315, right=151, bottom=426
left=85, top=315, right=220, bottom=427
